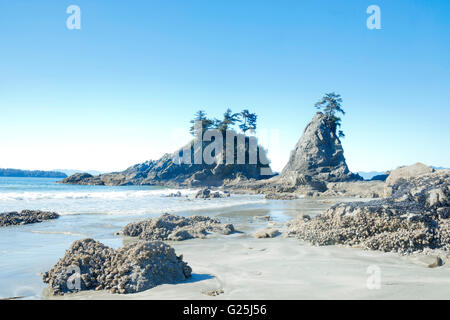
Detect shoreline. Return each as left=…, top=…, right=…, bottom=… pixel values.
left=1, top=193, right=449, bottom=300
left=47, top=235, right=450, bottom=300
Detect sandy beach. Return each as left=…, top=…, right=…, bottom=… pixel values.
left=42, top=197, right=450, bottom=300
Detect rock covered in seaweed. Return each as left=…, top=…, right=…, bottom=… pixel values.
left=287, top=169, right=450, bottom=254
left=42, top=238, right=192, bottom=295
left=195, top=188, right=229, bottom=199
left=0, top=210, right=59, bottom=227
left=122, top=213, right=235, bottom=241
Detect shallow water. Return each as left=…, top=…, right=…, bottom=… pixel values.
left=0, top=177, right=276, bottom=299
left=3, top=178, right=445, bottom=300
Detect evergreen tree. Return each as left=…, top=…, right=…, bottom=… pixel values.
left=189, top=110, right=214, bottom=136
left=239, top=109, right=257, bottom=133
left=314, top=92, right=346, bottom=138
left=215, top=108, right=241, bottom=132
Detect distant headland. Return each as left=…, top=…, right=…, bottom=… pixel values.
left=0, top=168, right=67, bottom=178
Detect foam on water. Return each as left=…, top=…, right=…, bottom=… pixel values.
left=0, top=177, right=266, bottom=216
left=0, top=177, right=270, bottom=299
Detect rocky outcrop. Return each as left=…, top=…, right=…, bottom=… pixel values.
left=265, top=193, right=299, bottom=200
left=225, top=172, right=328, bottom=197
left=280, top=112, right=361, bottom=183
left=61, top=135, right=274, bottom=187
left=287, top=169, right=449, bottom=254
left=384, top=162, right=435, bottom=196
left=321, top=180, right=384, bottom=198
left=166, top=191, right=183, bottom=197
left=225, top=112, right=363, bottom=196
left=122, top=213, right=235, bottom=241
left=0, top=210, right=59, bottom=227
left=60, top=173, right=94, bottom=184
left=253, top=228, right=280, bottom=238
left=370, top=173, right=389, bottom=181
left=195, top=188, right=229, bottom=199
left=42, top=239, right=191, bottom=295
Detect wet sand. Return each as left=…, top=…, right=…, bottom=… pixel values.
left=46, top=198, right=450, bottom=300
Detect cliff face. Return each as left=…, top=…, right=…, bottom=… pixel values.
left=280, top=112, right=361, bottom=182
left=61, top=135, right=274, bottom=187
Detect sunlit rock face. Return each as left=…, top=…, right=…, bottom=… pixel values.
left=280, top=112, right=361, bottom=183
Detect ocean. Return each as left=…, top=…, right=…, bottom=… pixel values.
left=0, top=177, right=268, bottom=299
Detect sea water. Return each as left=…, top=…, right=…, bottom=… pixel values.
left=0, top=177, right=269, bottom=299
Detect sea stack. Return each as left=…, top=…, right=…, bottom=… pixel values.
left=61, top=134, right=273, bottom=187
left=280, top=112, right=361, bottom=183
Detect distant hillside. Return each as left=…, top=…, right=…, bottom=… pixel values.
left=432, top=166, right=449, bottom=170
left=53, top=169, right=104, bottom=176
left=357, top=171, right=386, bottom=180
left=0, top=169, right=67, bottom=178
left=358, top=166, right=448, bottom=181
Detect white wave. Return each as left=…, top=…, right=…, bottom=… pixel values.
left=30, top=230, right=87, bottom=236
left=53, top=197, right=268, bottom=216
left=0, top=188, right=267, bottom=216
left=0, top=188, right=198, bottom=201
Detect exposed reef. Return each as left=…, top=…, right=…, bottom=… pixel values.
left=42, top=239, right=192, bottom=295
left=287, top=167, right=449, bottom=255
left=0, top=210, right=59, bottom=227
left=122, top=213, right=235, bottom=241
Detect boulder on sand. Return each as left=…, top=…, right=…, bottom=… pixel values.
left=122, top=213, right=235, bottom=241
left=42, top=238, right=192, bottom=295
left=0, top=210, right=59, bottom=227
left=253, top=228, right=281, bottom=238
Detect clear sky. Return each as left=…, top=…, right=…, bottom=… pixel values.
left=0, top=0, right=449, bottom=173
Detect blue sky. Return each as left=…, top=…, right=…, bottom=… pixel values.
left=0, top=0, right=449, bottom=172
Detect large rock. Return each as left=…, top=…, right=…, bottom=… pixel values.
left=280, top=112, right=361, bottom=183
left=287, top=170, right=450, bottom=254
left=0, top=210, right=59, bottom=227
left=60, top=173, right=94, bottom=184
left=61, top=134, right=274, bottom=187
left=122, top=213, right=235, bottom=241
left=42, top=239, right=192, bottom=295
left=384, top=163, right=435, bottom=196
left=322, top=180, right=384, bottom=198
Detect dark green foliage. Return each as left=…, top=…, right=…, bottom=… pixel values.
left=239, top=109, right=257, bottom=133
left=189, top=110, right=214, bottom=136
left=0, top=169, right=67, bottom=178
left=314, top=92, right=346, bottom=138
left=216, top=108, right=241, bottom=132
left=190, top=108, right=258, bottom=135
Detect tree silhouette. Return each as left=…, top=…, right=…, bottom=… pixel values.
left=239, top=109, right=257, bottom=133
left=215, top=108, right=241, bottom=132
left=189, top=110, right=214, bottom=136
left=314, top=92, right=346, bottom=138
